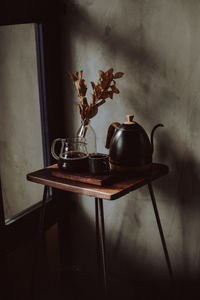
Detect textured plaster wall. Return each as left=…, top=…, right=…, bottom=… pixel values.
left=59, top=0, right=200, bottom=294
left=0, top=24, right=44, bottom=220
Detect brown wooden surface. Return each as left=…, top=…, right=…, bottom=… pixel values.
left=50, top=164, right=116, bottom=186
left=26, top=163, right=169, bottom=200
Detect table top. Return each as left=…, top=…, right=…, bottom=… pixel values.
left=26, top=163, right=169, bottom=200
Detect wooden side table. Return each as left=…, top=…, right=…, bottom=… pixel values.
left=27, top=163, right=172, bottom=298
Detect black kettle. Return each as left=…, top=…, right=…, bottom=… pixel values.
left=105, top=114, right=163, bottom=173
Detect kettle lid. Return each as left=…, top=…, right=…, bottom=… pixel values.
left=123, top=114, right=135, bottom=125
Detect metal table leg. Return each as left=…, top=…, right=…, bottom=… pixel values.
left=95, top=197, right=108, bottom=298
left=30, top=185, right=49, bottom=298
left=148, top=182, right=173, bottom=280
left=39, top=185, right=49, bottom=238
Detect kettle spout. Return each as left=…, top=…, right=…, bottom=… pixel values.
left=150, top=124, right=164, bottom=154
left=105, top=122, right=120, bottom=149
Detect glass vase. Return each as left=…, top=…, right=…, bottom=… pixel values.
left=77, top=120, right=97, bottom=154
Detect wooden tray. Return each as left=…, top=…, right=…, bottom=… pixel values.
left=49, top=164, right=117, bottom=186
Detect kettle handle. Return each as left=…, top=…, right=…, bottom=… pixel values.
left=151, top=124, right=164, bottom=154
left=105, top=122, right=120, bottom=149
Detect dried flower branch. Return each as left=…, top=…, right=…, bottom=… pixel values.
left=70, top=68, right=124, bottom=125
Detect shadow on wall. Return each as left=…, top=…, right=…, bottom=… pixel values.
left=64, top=197, right=200, bottom=300
left=58, top=1, right=200, bottom=299
left=61, top=0, right=157, bottom=136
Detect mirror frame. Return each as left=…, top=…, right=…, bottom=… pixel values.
left=0, top=23, right=50, bottom=225
left=0, top=0, right=66, bottom=250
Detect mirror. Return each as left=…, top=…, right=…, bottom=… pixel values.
left=0, top=23, right=46, bottom=221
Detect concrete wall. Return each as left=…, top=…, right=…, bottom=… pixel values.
left=57, top=0, right=200, bottom=295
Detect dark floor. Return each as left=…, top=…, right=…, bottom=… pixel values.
left=2, top=224, right=200, bottom=300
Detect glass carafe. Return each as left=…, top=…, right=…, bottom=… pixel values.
left=51, top=137, right=88, bottom=171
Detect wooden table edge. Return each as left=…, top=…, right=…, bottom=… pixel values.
left=26, top=163, right=169, bottom=201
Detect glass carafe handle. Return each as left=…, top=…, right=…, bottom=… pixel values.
left=51, top=138, right=64, bottom=160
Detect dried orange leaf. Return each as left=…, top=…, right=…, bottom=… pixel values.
left=90, top=93, right=96, bottom=105
left=70, top=73, right=78, bottom=82
left=114, top=72, right=124, bottom=79
left=91, top=81, right=96, bottom=90
left=101, top=91, right=109, bottom=99
left=78, top=80, right=87, bottom=97
left=107, top=68, right=113, bottom=74
left=100, top=81, right=107, bottom=89
left=110, top=91, right=114, bottom=99
left=98, top=70, right=104, bottom=78
left=87, top=105, right=98, bottom=119
left=81, top=97, right=88, bottom=106
left=96, top=99, right=106, bottom=107
left=95, top=85, right=102, bottom=96
left=111, top=85, right=120, bottom=94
